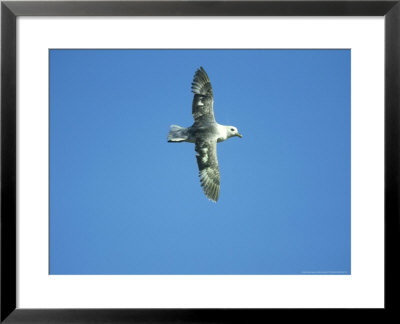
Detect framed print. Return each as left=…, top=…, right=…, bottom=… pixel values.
left=1, top=0, right=399, bottom=322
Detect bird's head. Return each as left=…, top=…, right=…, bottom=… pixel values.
left=226, top=126, right=243, bottom=139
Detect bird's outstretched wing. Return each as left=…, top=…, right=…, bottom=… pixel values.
left=191, top=67, right=215, bottom=123
left=195, top=139, right=220, bottom=202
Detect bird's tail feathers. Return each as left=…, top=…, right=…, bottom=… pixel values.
left=168, top=125, right=189, bottom=142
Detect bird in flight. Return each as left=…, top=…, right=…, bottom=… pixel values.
left=168, top=67, right=242, bottom=202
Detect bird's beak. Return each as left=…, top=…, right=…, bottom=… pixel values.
left=237, top=133, right=243, bottom=138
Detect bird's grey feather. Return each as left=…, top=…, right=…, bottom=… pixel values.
left=195, top=139, right=220, bottom=202
left=191, top=67, right=215, bottom=123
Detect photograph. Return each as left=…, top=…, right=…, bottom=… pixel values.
left=49, top=49, right=351, bottom=275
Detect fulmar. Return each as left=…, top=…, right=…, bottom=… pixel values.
left=167, top=67, right=242, bottom=202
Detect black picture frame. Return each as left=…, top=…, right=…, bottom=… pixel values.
left=1, top=0, right=399, bottom=322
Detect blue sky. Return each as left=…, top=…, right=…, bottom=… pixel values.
left=49, top=49, right=350, bottom=275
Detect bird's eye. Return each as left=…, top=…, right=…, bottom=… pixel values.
left=231, top=128, right=235, bottom=132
